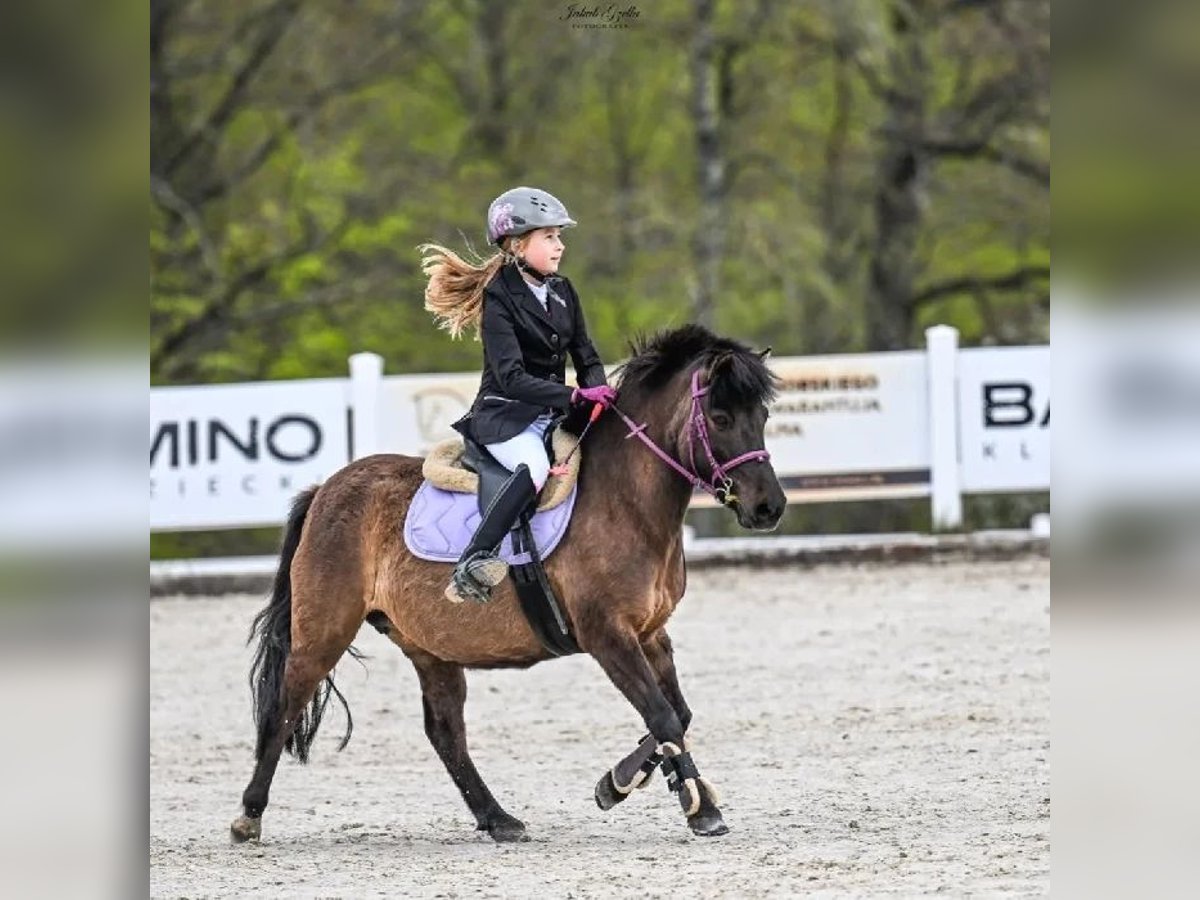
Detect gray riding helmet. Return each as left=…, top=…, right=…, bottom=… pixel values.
left=486, top=186, right=577, bottom=246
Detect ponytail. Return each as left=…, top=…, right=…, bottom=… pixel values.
left=420, top=242, right=508, bottom=340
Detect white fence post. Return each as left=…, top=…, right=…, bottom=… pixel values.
left=349, top=352, right=384, bottom=460
left=925, top=325, right=963, bottom=530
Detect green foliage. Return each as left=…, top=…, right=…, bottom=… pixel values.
left=152, top=1, right=1048, bottom=387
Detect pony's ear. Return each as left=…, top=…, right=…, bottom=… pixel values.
left=758, top=346, right=773, bottom=360
left=710, top=351, right=734, bottom=376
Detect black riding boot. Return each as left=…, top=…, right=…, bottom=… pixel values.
left=445, top=464, right=537, bottom=604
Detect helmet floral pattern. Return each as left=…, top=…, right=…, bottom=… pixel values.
left=488, top=202, right=515, bottom=240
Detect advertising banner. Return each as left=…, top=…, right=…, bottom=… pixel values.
left=150, top=379, right=349, bottom=530
left=957, top=346, right=1050, bottom=492
left=378, top=372, right=485, bottom=458
left=764, top=352, right=931, bottom=501
left=147, top=339, right=1049, bottom=532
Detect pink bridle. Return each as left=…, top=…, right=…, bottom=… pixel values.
left=607, top=369, right=771, bottom=505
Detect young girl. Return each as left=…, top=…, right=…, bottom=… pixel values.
left=421, top=186, right=617, bottom=604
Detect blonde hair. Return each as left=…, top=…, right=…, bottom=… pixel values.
left=421, top=235, right=529, bottom=340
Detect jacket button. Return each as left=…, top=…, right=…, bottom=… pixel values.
left=550, top=334, right=560, bottom=345
left=550, top=373, right=562, bottom=382
left=550, top=353, right=560, bottom=363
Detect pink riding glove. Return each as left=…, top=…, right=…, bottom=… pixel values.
left=571, top=384, right=617, bottom=409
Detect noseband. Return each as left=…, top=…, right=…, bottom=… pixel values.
left=607, top=369, right=771, bottom=506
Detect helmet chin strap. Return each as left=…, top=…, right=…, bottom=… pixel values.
left=513, top=254, right=561, bottom=288
left=505, top=235, right=561, bottom=286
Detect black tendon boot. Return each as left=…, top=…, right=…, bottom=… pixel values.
left=445, top=464, right=537, bottom=604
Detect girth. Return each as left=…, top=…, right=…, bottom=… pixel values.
left=509, top=514, right=580, bottom=657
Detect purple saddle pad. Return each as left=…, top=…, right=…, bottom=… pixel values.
left=404, top=480, right=578, bottom=566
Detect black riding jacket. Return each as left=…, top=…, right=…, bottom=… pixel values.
left=451, top=263, right=609, bottom=444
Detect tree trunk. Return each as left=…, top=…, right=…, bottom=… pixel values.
left=604, top=55, right=639, bottom=337
left=865, top=2, right=928, bottom=350
left=475, top=2, right=514, bottom=176
left=690, top=0, right=724, bottom=330
left=816, top=6, right=857, bottom=353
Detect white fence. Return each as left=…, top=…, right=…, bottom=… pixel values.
left=150, top=326, right=1049, bottom=533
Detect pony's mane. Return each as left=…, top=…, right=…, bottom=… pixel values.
left=613, top=324, right=779, bottom=410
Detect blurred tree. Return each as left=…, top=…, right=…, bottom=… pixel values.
left=151, top=0, right=1050, bottom=386
left=151, top=0, right=428, bottom=382
left=853, top=0, right=1051, bottom=348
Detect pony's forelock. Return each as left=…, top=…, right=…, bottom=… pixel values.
left=614, top=324, right=778, bottom=408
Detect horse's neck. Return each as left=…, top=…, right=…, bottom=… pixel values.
left=578, top=395, right=693, bottom=549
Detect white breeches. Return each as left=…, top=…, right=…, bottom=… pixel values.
left=483, top=412, right=554, bottom=490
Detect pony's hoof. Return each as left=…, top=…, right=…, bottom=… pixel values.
left=230, top=815, right=262, bottom=843
left=688, top=810, right=729, bottom=837
left=486, top=813, right=530, bottom=843
left=594, top=771, right=625, bottom=811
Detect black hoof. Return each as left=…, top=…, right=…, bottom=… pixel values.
left=486, top=813, right=529, bottom=843
left=230, top=814, right=261, bottom=843
left=688, top=810, right=729, bottom=837
left=594, top=771, right=627, bottom=811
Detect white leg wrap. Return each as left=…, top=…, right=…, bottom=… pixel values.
left=610, top=734, right=662, bottom=795
left=612, top=766, right=650, bottom=794
left=698, top=776, right=721, bottom=808
left=658, top=742, right=703, bottom=817
left=680, top=778, right=701, bottom=816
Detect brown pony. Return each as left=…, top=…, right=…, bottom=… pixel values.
left=230, top=324, right=785, bottom=844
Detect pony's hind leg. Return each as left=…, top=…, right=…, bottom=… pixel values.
left=231, top=645, right=352, bottom=841
left=231, top=586, right=364, bottom=844
left=406, top=649, right=529, bottom=843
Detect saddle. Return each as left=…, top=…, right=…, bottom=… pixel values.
left=420, top=424, right=581, bottom=515
left=405, top=421, right=582, bottom=657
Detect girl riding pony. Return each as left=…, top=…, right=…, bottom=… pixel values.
left=421, top=186, right=616, bottom=604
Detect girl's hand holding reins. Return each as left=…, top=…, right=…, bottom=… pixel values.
left=571, top=384, right=617, bottom=409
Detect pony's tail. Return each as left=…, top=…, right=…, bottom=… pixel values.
left=247, top=486, right=358, bottom=764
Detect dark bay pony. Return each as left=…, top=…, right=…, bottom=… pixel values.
left=230, top=324, right=786, bottom=844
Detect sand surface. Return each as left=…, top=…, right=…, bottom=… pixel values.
left=150, top=559, right=1049, bottom=898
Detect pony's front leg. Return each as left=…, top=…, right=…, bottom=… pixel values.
left=594, top=733, right=661, bottom=809
left=586, top=627, right=727, bottom=836
left=643, top=628, right=693, bottom=736
left=593, top=630, right=691, bottom=808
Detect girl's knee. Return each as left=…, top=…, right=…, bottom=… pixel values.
left=528, top=459, right=550, bottom=492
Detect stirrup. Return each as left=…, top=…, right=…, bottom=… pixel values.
left=465, top=552, right=509, bottom=587
left=443, top=553, right=509, bottom=605
left=444, top=572, right=488, bottom=605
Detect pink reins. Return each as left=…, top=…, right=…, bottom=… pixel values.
left=554, top=368, right=770, bottom=506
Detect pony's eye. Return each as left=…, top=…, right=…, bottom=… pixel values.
left=711, top=411, right=732, bottom=430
